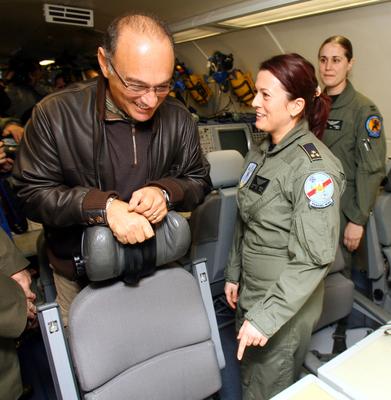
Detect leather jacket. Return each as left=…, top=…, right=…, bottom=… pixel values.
left=12, top=76, right=211, bottom=267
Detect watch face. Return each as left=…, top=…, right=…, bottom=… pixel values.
left=161, top=189, right=170, bottom=205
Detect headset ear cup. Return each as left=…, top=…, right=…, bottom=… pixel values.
left=155, top=211, right=191, bottom=266
left=81, top=211, right=191, bottom=282
left=82, top=226, right=123, bottom=281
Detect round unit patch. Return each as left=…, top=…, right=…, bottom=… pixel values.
left=304, top=172, right=334, bottom=208
left=240, top=162, right=257, bottom=188
left=365, top=115, right=381, bottom=138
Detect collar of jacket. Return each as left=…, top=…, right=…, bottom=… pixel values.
left=329, top=80, right=355, bottom=110
left=96, top=74, right=107, bottom=121
left=263, top=119, right=309, bottom=156
left=105, top=95, right=129, bottom=121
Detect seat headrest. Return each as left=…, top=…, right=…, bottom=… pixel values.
left=81, top=211, right=191, bottom=283
left=206, top=150, right=244, bottom=189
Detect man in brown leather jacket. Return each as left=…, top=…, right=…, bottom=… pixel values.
left=12, top=12, right=211, bottom=325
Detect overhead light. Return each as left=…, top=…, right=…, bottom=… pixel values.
left=169, top=0, right=298, bottom=33
left=173, top=27, right=227, bottom=43
left=39, top=59, right=55, bottom=66
left=219, top=0, right=385, bottom=28
left=170, top=0, right=387, bottom=44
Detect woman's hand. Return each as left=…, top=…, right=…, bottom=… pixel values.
left=237, top=320, right=268, bottom=360
left=224, top=281, right=239, bottom=309
left=344, top=221, right=364, bottom=252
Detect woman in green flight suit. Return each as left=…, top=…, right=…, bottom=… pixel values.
left=318, top=35, right=386, bottom=275
left=224, top=53, right=345, bottom=400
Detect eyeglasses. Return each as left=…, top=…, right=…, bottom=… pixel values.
left=108, top=59, right=172, bottom=96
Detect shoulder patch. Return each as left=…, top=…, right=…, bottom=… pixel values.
left=300, top=143, right=322, bottom=162
left=365, top=115, right=382, bottom=138
left=304, top=172, right=334, bottom=208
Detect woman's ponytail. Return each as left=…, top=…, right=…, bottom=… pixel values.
left=308, top=92, right=331, bottom=139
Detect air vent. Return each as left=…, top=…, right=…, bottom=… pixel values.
left=43, top=4, right=94, bottom=27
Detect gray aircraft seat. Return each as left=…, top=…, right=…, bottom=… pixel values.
left=314, top=246, right=354, bottom=331
left=373, top=191, right=391, bottom=272
left=67, top=267, right=221, bottom=400
left=38, top=213, right=224, bottom=399
left=384, top=158, right=391, bottom=191
left=304, top=247, right=354, bottom=374
left=189, top=150, right=244, bottom=297
left=348, top=158, right=391, bottom=321
left=365, top=180, right=391, bottom=312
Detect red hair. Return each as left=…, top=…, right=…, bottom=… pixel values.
left=260, top=53, right=330, bottom=139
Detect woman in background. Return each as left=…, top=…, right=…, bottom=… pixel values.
left=318, top=35, right=386, bottom=276
left=224, top=53, right=345, bottom=399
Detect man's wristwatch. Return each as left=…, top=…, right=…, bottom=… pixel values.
left=103, top=195, right=118, bottom=225
left=161, top=189, right=170, bottom=208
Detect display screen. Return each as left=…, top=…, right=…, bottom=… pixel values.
left=218, top=128, right=249, bottom=157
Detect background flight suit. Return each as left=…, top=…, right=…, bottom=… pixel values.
left=225, top=120, right=345, bottom=400
left=0, top=228, right=29, bottom=400
left=322, top=80, right=386, bottom=271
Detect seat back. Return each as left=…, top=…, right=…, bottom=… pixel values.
left=373, top=184, right=391, bottom=283
left=68, top=267, right=221, bottom=400
left=189, top=150, right=244, bottom=296
left=383, top=158, right=391, bottom=192
left=363, top=172, right=391, bottom=309
left=314, top=246, right=354, bottom=331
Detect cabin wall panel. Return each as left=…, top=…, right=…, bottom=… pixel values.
left=177, top=2, right=391, bottom=157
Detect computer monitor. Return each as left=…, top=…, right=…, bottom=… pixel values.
left=198, top=123, right=253, bottom=157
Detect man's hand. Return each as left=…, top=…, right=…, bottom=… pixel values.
left=3, top=122, right=24, bottom=144
left=0, top=141, right=13, bottom=173
left=106, top=198, right=155, bottom=244
left=128, top=186, right=168, bottom=224
left=225, top=281, right=239, bottom=310
left=237, top=320, right=268, bottom=361
left=11, top=269, right=36, bottom=320
left=344, top=222, right=364, bottom=252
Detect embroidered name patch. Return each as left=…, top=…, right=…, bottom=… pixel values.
left=365, top=115, right=382, bottom=138
left=326, top=119, right=343, bottom=131
left=249, top=175, right=270, bottom=195
left=304, top=172, right=334, bottom=208
left=240, top=162, right=257, bottom=188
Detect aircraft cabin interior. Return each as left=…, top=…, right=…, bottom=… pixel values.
left=1, top=0, right=391, bottom=399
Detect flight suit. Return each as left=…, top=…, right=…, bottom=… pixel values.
left=323, top=80, right=386, bottom=271
left=225, top=120, right=345, bottom=400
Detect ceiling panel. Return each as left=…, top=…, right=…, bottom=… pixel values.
left=0, top=0, right=244, bottom=63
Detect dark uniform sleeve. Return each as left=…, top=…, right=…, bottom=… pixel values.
left=0, top=228, right=29, bottom=338
left=246, top=167, right=344, bottom=338
left=225, top=214, right=244, bottom=283
left=0, top=274, right=27, bottom=338
left=350, top=104, right=386, bottom=225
